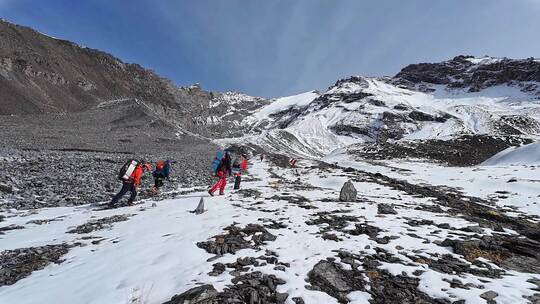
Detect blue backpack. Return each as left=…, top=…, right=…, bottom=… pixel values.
left=211, top=150, right=225, bottom=172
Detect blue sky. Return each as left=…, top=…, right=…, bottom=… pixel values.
left=1, top=0, right=540, bottom=98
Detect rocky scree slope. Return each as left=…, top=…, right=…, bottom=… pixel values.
left=0, top=19, right=268, bottom=138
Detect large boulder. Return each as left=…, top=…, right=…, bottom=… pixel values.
left=339, top=180, right=357, bottom=202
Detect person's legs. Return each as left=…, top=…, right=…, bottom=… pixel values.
left=109, top=182, right=130, bottom=206
left=152, top=177, right=163, bottom=193
left=210, top=171, right=224, bottom=194
left=234, top=173, right=241, bottom=190
left=127, top=183, right=137, bottom=205
left=219, top=173, right=227, bottom=195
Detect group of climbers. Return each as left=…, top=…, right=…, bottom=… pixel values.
left=108, top=149, right=297, bottom=207
left=108, top=159, right=171, bottom=208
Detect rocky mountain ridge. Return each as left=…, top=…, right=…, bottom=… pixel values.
left=393, top=55, right=540, bottom=95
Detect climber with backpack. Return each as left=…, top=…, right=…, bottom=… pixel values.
left=152, top=160, right=172, bottom=194
left=232, top=154, right=248, bottom=190
left=208, top=150, right=232, bottom=196
left=109, top=160, right=152, bottom=208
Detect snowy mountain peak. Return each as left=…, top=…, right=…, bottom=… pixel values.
left=237, top=58, right=540, bottom=160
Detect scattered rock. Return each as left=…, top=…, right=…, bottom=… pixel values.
left=0, top=243, right=72, bottom=286
left=307, top=260, right=364, bottom=303
left=67, top=214, right=132, bottom=234
left=197, top=224, right=277, bottom=256
left=164, top=284, right=218, bottom=304
left=0, top=224, right=24, bottom=234
left=480, top=290, right=498, bottom=301
left=322, top=233, right=341, bottom=242
left=377, top=203, right=397, bottom=215
left=208, top=263, right=226, bottom=277
left=339, top=180, right=357, bottom=202
left=306, top=212, right=360, bottom=233
left=441, top=236, right=540, bottom=273
left=167, top=272, right=288, bottom=304
left=0, top=183, right=13, bottom=194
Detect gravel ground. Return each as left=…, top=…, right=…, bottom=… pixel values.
left=0, top=146, right=215, bottom=210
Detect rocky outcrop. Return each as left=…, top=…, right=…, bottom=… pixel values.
left=196, top=224, right=277, bottom=256
left=377, top=203, right=397, bottom=215
left=394, top=55, right=540, bottom=95
left=67, top=214, right=132, bottom=234
left=349, top=135, right=531, bottom=166
left=441, top=235, right=540, bottom=274
left=0, top=244, right=72, bottom=286
left=165, top=272, right=288, bottom=304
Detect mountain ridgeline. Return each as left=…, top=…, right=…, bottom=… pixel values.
left=1, top=19, right=540, bottom=166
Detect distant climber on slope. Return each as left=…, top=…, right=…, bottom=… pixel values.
left=232, top=154, right=248, bottom=190
left=209, top=150, right=232, bottom=196
left=109, top=160, right=151, bottom=207
left=152, top=160, right=172, bottom=194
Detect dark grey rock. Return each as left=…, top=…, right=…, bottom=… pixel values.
left=480, top=290, right=498, bottom=301
left=0, top=243, right=72, bottom=286
left=378, top=203, right=397, bottom=215
left=164, top=285, right=218, bottom=304
left=67, top=214, right=132, bottom=234
left=339, top=180, right=357, bottom=202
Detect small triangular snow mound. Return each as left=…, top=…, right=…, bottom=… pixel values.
left=482, top=142, right=540, bottom=166
left=191, top=197, right=206, bottom=214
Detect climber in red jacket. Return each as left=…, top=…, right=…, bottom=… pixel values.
left=109, top=162, right=151, bottom=207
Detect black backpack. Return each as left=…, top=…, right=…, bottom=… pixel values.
left=118, top=159, right=138, bottom=181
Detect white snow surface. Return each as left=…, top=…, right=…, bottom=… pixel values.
left=1, top=159, right=539, bottom=304
left=483, top=142, right=540, bottom=166
left=464, top=56, right=503, bottom=65
left=324, top=149, right=540, bottom=218
left=249, top=91, right=319, bottom=121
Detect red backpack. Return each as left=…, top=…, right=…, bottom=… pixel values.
left=156, top=160, right=165, bottom=171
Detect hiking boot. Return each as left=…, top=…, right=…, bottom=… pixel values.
left=208, top=190, right=214, bottom=197
left=219, top=192, right=224, bottom=196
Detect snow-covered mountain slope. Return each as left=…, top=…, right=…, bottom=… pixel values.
left=483, top=141, right=540, bottom=166
left=236, top=70, right=540, bottom=160
left=1, top=158, right=539, bottom=304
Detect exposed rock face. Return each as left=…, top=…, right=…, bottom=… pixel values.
left=339, top=180, right=357, bottom=202
left=0, top=19, right=268, bottom=142
left=441, top=235, right=540, bottom=274
left=394, top=55, right=540, bottom=95
left=377, top=203, right=397, bottom=215
left=0, top=244, right=71, bottom=286
left=196, top=224, right=277, bottom=256
left=307, top=260, right=364, bottom=302
left=0, top=19, right=179, bottom=115
left=67, top=214, right=132, bottom=234
left=348, top=135, right=531, bottom=166
left=165, top=272, right=288, bottom=304
left=0, top=224, right=24, bottom=234
left=164, top=285, right=218, bottom=304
